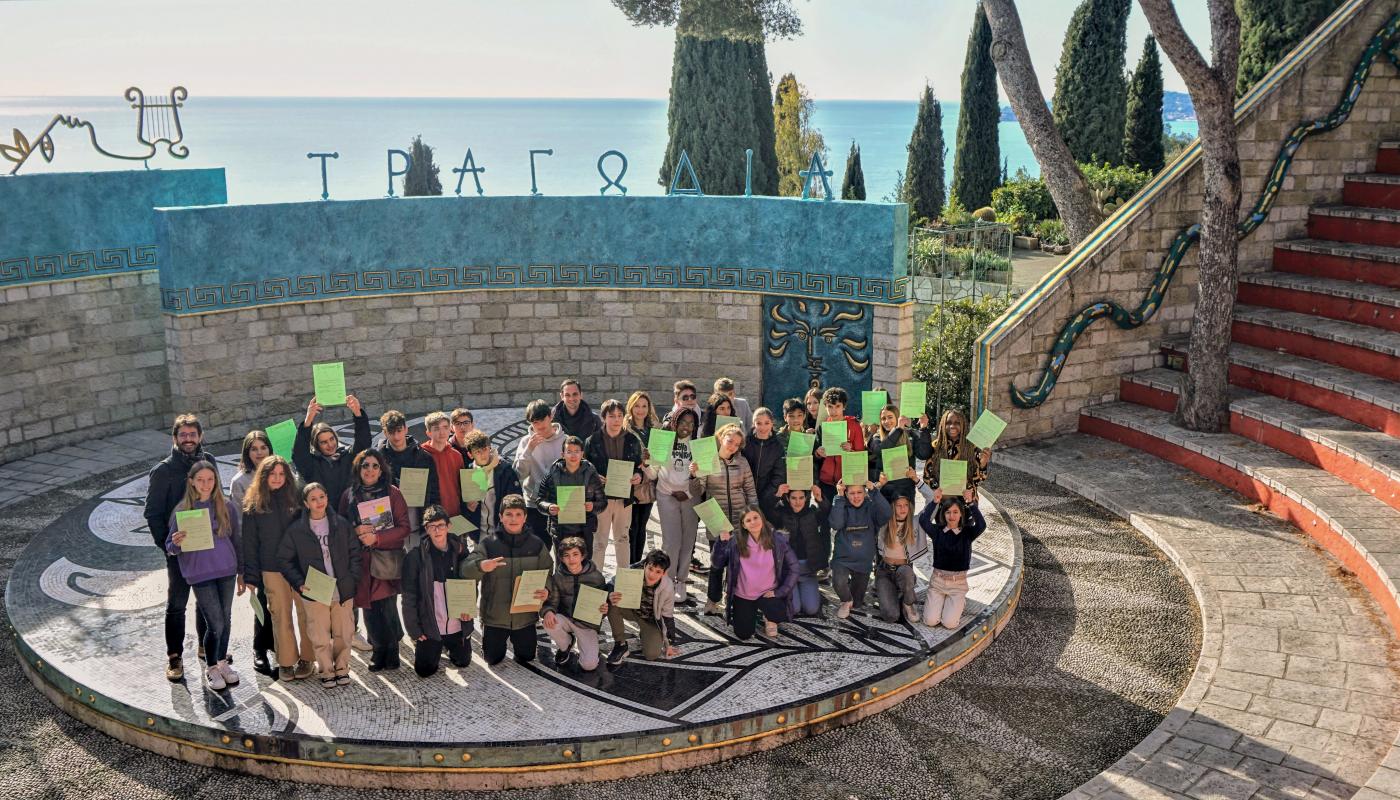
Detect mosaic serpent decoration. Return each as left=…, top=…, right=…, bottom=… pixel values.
left=1010, top=11, right=1400, bottom=409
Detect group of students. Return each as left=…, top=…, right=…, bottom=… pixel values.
left=147, top=376, right=992, bottom=691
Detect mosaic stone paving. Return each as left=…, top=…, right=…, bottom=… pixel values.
left=7, top=413, right=1017, bottom=755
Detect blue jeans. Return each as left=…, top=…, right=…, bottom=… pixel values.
left=192, top=575, right=235, bottom=667
left=789, top=559, right=822, bottom=617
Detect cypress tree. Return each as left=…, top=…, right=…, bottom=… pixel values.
left=403, top=135, right=442, bottom=196
left=841, top=140, right=866, bottom=200
left=951, top=1, right=1000, bottom=210
left=1052, top=0, right=1131, bottom=164
left=904, top=84, right=947, bottom=223
left=1122, top=36, right=1165, bottom=173
left=1236, top=0, right=1341, bottom=96
left=774, top=73, right=827, bottom=197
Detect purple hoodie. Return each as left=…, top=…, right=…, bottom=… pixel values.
left=166, top=498, right=243, bottom=585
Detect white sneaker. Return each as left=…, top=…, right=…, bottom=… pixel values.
left=836, top=601, right=853, bottom=619
left=205, top=665, right=227, bottom=691
left=351, top=633, right=372, bottom=652
left=902, top=604, right=918, bottom=624
left=217, top=659, right=240, bottom=686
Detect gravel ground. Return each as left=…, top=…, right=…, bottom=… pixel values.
left=0, top=466, right=1200, bottom=800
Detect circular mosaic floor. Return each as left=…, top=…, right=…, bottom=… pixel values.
left=8, top=411, right=1022, bottom=788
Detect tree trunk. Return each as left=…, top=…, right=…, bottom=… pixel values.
left=1138, top=0, right=1242, bottom=432
left=981, top=0, right=1103, bottom=244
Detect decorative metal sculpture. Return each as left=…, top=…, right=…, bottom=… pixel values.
left=3, top=87, right=189, bottom=176
left=1010, top=13, right=1400, bottom=408
left=767, top=298, right=870, bottom=391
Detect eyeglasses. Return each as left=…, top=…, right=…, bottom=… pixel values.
left=360, top=462, right=381, bottom=471
left=425, top=523, right=449, bottom=532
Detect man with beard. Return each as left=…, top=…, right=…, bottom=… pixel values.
left=551, top=379, right=601, bottom=440
left=144, top=413, right=217, bottom=681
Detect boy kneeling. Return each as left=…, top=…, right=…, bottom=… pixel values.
left=542, top=536, right=609, bottom=671
left=462, top=494, right=553, bottom=666
left=401, top=505, right=473, bottom=677
left=605, top=550, right=680, bottom=665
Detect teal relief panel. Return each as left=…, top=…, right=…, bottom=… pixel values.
left=0, top=168, right=227, bottom=288
left=156, top=195, right=909, bottom=313
left=760, top=296, right=874, bottom=415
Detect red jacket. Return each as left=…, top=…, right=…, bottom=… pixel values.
left=421, top=441, right=464, bottom=517
left=818, top=416, right=866, bottom=486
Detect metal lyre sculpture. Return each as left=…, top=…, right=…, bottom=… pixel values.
left=2, top=86, right=190, bottom=176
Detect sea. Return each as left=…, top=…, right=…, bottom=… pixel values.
left=0, top=96, right=1198, bottom=206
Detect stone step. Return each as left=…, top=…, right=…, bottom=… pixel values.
left=1378, top=140, right=1400, bottom=175
left=1158, top=336, right=1400, bottom=436
left=1119, top=369, right=1400, bottom=511
left=1273, top=238, right=1400, bottom=289
left=1343, top=172, right=1400, bottom=209
left=1237, top=271, right=1400, bottom=332
left=1074, top=401, right=1400, bottom=632
left=1232, top=304, right=1400, bottom=382
left=1307, top=205, right=1400, bottom=248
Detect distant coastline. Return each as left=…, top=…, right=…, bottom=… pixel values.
left=999, top=90, right=1195, bottom=122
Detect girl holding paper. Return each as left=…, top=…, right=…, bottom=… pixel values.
left=231, top=429, right=275, bottom=676
left=916, top=486, right=987, bottom=629
left=693, top=425, right=757, bottom=616
left=874, top=495, right=925, bottom=624
left=167, top=461, right=243, bottom=690
left=920, top=410, right=991, bottom=502
left=624, top=391, right=661, bottom=565
left=711, top=506, right=799, bottom=639
left=699, top=393, right=736, bottom=438
left=867, top=404, right=932, bottom=504
left=339, top=449, right=410, bottom=673
left=242, top=456, right=316, bottom=682
left=278, top=482, right=362, bottom=688
left=655, top=408, right=704, bottom=605
left=742, top=408, right=787, bottom=523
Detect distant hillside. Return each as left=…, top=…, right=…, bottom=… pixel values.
left=999, top=91, right=1195, bottom=122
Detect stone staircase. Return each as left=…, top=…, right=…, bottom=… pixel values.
left=1079, top=140, right=1400, bottom=636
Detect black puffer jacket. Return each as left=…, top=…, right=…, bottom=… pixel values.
left=742, top=434, right=786, bottom=518
left=144, top=446, right=216, bottom=549
left=277, top=511, right=362, bottom=603
left=240, top=503, right=301, bottom=585
left=372, top=433, right=441, bottom=507
left=292, top=411, right=371, bottom=506
left=541, top=559, right=609, bottom=630
left=773, top=502, right=825, bottom=572
left=583, top=428, right=645, bottom=507
left=401, top=533, right=471, bottom=641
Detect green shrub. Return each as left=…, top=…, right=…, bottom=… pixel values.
left=991, top=168, right=1057, bottom=223
left=1000, top=209, right=1033, bottom=236
left=1034, top=218, right=1069, bottom=245
left=1079, top=161, right=1153, bottom=208
left=972, top=206, right=996, bottom=222
left=941, top=190, right=972, bottom=226
left=912, top=293, right=1015, bottom=418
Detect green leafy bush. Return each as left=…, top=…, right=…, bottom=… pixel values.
left=1079, top=161, right=1153, bottom=208
left=1034, top=218, right=1069, bottom=245
left=991, top=168, right=1056, bottom=223
left=912, top=293, right=1015, bottom=418
left=1000, top=209, right=1033, bottom=236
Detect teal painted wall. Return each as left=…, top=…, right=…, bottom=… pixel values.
left=0, top=168, right=227, bottom=288
left=156, top=195, right=909, bottom=313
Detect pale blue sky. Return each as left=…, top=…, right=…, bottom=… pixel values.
left=4, top=0, right=1210, bottom=100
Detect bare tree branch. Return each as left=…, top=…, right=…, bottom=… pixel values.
left=981, top=0, right=1102, bottom=244
left=1136, top=0, right=1214, bottom=87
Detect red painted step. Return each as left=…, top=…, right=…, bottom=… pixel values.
left=1272, top=240, right=1400, bottom=289
left=1379, top=141, right=1400, bottom=175
left=1157, top=337, right=1400, bottom=436
left=1236, top=272, right=1400, bottom=332
left=1231, top=305, right=1400, bottom=382
left=1307, top=206, right=1400, bottom=248
left=1343, top=174, right=1400, bottom=210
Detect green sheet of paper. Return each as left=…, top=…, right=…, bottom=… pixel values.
left=398, top=467, right=429, bottom=507
left=785, top=455, right=813, bottom=489
left=459, top=468, right=490, bottom=504
left=446, top=578, right=477, bottom=619
left=175, top=509, right=214, bottom=552
left=573, top=584, right=609, bottom=626
left=612, top=568, right=645, bottom=610
left=898, top=381, right=927, bottom=419
left=940, top=458, right=968, bottom=495
left=303, top=566, right=335, bottom=605
left=605, top=458, right=635, bottom=499
left=861, top=391, right=888, bottom=425
left=882, top=444, right=910, bottom=479
left=841, top=449, right=869, bottom=487
left=786, top=430, right=815, bottom=457
left=715, top=414, right=742, bottom=432
left=510, top=569, right=550, bottom=613
left=821, top=420, right=849, bottom=452
left=966, top=409, right=1008, bottom=449
left=694, top=497, right=732, bottom=537
left=265, top=418, right=298, bottom=460
left=249, top=590, right=265, bottom=625
left=647, top=428, right=675, bottom=464
left=689, top=436, right=719, bottom=476
left=556, top=485, right=586, bottom=525
left=447, top=515, right=477, bottom=535
left=312, top=361, right=347, bottom=406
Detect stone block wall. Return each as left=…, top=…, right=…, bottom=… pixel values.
left=164, top=289, right=764, bottom=443
left=1, top=273, right=170, bottom=463
left=975, top=0, right=1400, bottom=445
left=872, top=303, right=916, bottom=391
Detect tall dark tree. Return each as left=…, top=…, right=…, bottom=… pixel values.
left=403, top=135, right=442, bottom=196
left=1052, top=0, right=1131, bottom=164
left=1236, top=0, right=1341, bottom=96
left=841, top=140, right=866, bottom=200
left=904, top=84, right=947, bottom=223
left=951, top=1, right=1001, bottom=210
left=1122, top=36, right=1166, bottom=173
left=614, top=0, right=800, bottom=195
